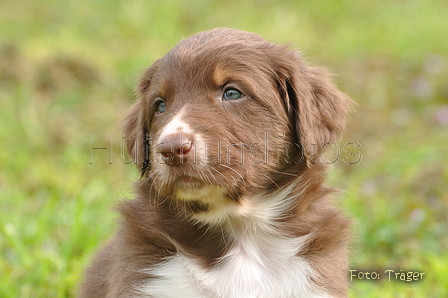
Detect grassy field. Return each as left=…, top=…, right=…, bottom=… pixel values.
left=1, top=0, right=447, bottom=297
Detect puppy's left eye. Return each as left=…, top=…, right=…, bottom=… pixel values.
left=223, top=88, right=244, bottom=101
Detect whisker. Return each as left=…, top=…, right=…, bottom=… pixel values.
left=197, top=122, right=232, bottom=134
left=270, top=169, right=299, bottom=177
left=225, top=217, right=237, bottom=241
left=209, top=166, right=230, bottom=185
left=263, top=174, right=280, bottom=190
left=220, top=224, right=228, bottom=250
left=218, top=164, right=246, bottom=188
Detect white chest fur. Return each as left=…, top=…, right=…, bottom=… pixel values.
left=136, top=232, right=332, bottom=298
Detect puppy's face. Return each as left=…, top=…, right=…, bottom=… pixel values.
left=123, top=29, right=351, bottom=223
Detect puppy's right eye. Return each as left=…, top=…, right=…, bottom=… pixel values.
left=155, top=100, right=166, bottom=114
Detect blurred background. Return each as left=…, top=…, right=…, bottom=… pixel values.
left=1, top=0, right=447, bottom=297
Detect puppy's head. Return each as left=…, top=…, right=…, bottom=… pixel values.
left=123, top=28, right=352, bottom=223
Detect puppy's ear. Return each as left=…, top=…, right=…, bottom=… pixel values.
left=278, top=53, right=353, bottom=166
left=122, top=60, right=160, bottom=177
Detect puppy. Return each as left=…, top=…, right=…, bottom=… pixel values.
left=79, top=28, right=353, bottom=298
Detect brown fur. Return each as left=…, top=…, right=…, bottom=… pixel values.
left=79, top=28, right=353, bottom=297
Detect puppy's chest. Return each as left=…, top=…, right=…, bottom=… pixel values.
left=136, top=238, right=331, bottom=298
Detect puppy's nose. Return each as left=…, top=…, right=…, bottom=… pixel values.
left=158, top=133, right=193, bottom=166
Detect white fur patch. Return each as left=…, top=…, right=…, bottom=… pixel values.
left=158, top=110, right=193, bottom=140
left=137, top=245, right=331, bottom=298
left=136, top=201, right=332, bottom=298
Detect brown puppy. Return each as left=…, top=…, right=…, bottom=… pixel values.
left=79, top=28, right=353, bottom=298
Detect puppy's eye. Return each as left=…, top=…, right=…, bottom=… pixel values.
left=223, top=88, right=244, bottom=101
left=155, top=100, right=166, bottom=114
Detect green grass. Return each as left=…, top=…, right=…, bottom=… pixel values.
left=1, top=0, right=447, bottom=297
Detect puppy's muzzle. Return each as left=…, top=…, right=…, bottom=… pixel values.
left=158, top=132, right=194, bottom=166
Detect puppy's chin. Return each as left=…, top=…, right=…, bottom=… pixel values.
left=172, top=176, right=226, bottom=201
left=169, top=176, right=244, bottom=224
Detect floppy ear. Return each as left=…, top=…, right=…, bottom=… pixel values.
left=122, top=60, right=160, bottom=177
left=278, top=52, right=353, bottom=166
